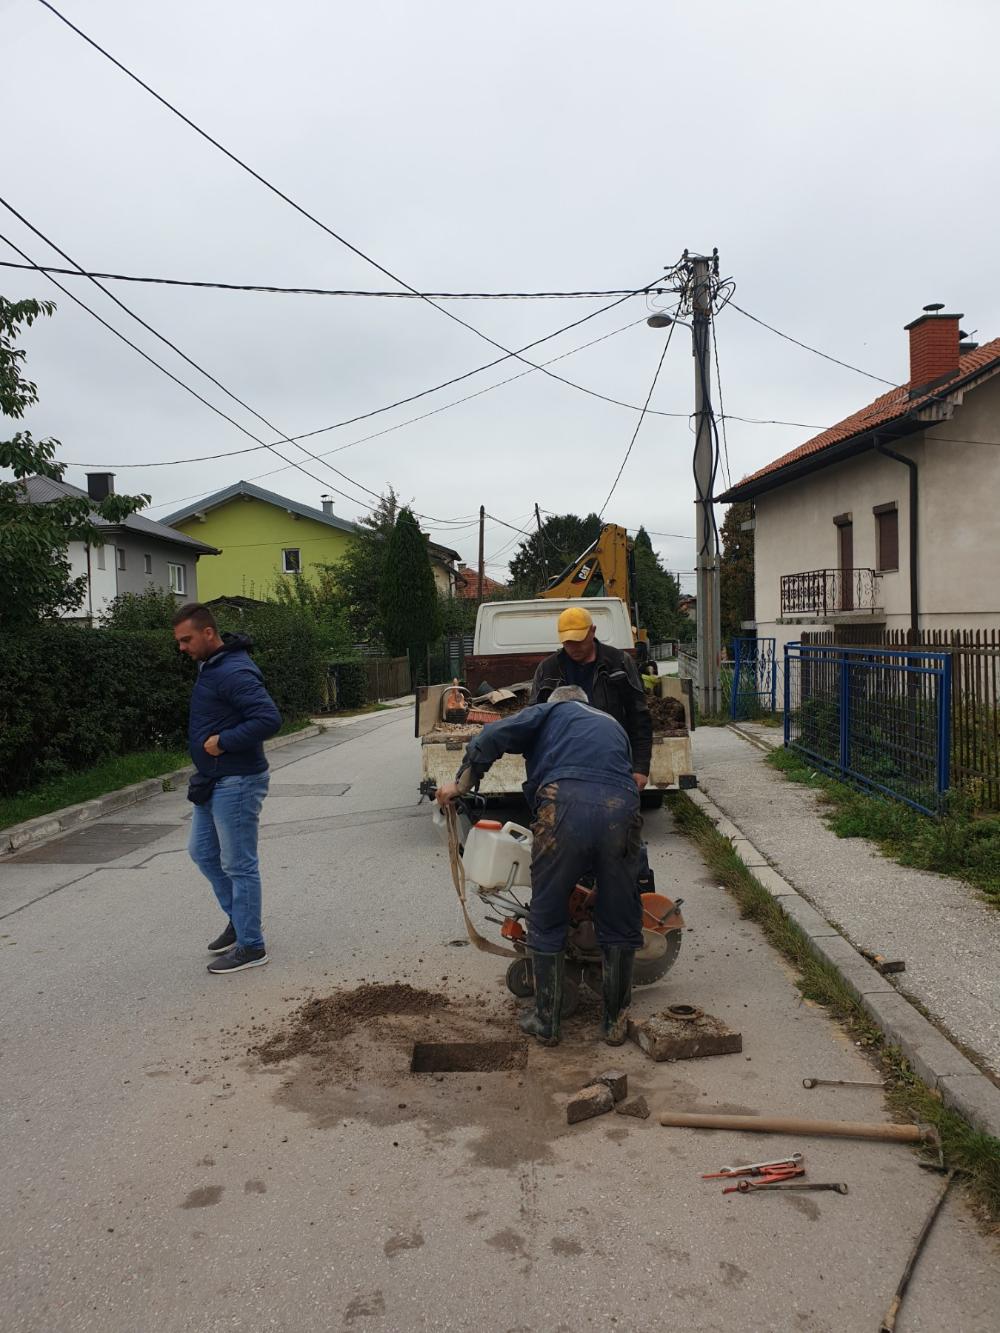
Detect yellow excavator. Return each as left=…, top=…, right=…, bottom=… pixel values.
left=539, top=523, right=648, bottom=649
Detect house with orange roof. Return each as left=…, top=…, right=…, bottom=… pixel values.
left=454, top=565, right=508, bottom=600
left=718, top=306, right=1000, bottom=652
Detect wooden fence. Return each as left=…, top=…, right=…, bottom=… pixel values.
left=362, top=656, right=411, bottom=701
left=802, top=627, right=1000, bottom=809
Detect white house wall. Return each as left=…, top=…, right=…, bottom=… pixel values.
left=915, top=372, right=1000, bottom=627
left=753, top=448, right=915, bottom=657
left=64, top=542, right=118, bottom=620
left=752, top=371, right=1000, bottom=655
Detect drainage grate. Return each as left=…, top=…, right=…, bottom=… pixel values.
left=410, top=1041, right=528, bottom=1074
left=10, top=823, right=181, bottom=863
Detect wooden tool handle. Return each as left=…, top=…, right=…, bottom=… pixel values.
left=657, top=1111, right=929, bottom=1144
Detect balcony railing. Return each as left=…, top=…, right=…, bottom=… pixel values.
left=780, top=568, right=883, bottom=618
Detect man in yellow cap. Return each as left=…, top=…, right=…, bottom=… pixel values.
left=530, top=606, right=652, bottom=790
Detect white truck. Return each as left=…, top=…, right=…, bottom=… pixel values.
left=415, top=597, right=695, bottom=803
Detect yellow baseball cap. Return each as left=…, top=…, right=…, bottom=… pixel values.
left=557, top=606, right=594, bottom=642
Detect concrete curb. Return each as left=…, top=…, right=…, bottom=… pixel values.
left=684, top=783, right=1000, bottom=1140
left=1, top=725, right=322, bottom=858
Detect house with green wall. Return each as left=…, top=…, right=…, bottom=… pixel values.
left=162, top=479, right=462, bottom=603
left=162, top=480, right=360, bottom=602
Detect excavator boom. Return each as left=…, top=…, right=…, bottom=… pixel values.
left=540, top=523, right=632, bottom=600
left=540, top=523, right=645, bottom=644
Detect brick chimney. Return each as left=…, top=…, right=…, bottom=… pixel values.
left=904, top=306, right=963, bottom=392
left=86, top=472, right=115, bottom=501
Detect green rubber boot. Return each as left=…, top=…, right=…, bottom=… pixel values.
left=518, top=950, right=564, bottom=1047
left=601, top=946, right=635, bottom=1045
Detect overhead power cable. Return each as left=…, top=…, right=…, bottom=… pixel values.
left=710, top=310, right=733, bottom=489
left=36, top=0, right=685, bottom=413
left=82, top=310, right=663, bottom=476
left=729, top=302, right=898, bottom=387
left=0, top=198, right=402, bottom=514
left=597, top=317, right=678, bottom=518
left=0, top=259, right=669, bottom=301
left=0, top=215, right=470, bottom=530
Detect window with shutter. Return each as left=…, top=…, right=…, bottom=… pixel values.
left=874, top=505, right=899, bottom=572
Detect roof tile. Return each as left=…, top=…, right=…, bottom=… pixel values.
left=727, top=336, right=1000, bottom=494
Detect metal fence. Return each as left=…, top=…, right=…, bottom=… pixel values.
left=780, top=568, right=883, bottom=617
left=426, top=635, right=475, bottom=686
left=731, top=638, right=777, bottom=721
left=802, top=628, right=1000, bottom=809
left=784, top=642, right=952, bottom=814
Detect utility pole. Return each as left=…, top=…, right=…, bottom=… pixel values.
left=534, top=503, right=548, bottom=581
left=690, top=253, right=723, bottom=716
left=477, top=504, right=485, bottom=600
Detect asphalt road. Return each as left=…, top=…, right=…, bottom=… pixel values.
left=1, top=709, right=997, bottom=1332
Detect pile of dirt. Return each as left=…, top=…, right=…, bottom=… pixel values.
left=647, top=694, right=688, bottom=735
left=254, top=983, right=450, bottom=1065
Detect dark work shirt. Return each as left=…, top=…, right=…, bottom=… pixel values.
left=561, top=654, right=596, bottom=702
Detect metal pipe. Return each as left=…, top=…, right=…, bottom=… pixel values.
left=874, top=437, right=919, bottom=636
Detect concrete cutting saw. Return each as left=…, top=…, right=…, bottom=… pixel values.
left=436, top=795, right=684, bottom=1018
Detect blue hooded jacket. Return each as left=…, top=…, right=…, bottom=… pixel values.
left=188, top=633, right=282, bottom=777
left=461, top=699, right=637, bottom=808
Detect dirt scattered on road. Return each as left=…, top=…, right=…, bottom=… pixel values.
left=253, top=983, right=450, bottom=1064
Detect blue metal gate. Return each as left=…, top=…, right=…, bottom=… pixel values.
left=784, top=642, right=952, bottom=813
left=730, top=637, right=777, bottom=721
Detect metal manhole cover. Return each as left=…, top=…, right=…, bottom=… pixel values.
left=11, top=823, right=181, bottom=864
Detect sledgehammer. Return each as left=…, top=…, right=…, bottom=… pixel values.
left=657, top=1110, right=935, bottom=1146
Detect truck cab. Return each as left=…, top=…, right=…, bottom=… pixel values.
left=464, top=596, right=635, bottom=693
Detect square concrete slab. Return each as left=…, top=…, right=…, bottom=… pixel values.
left=10, top=824, right=181, bottom=864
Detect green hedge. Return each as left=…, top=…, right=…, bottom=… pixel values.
left=0, top=609, right=327, bottom=797
left=328, top=661, right=367, bottom=710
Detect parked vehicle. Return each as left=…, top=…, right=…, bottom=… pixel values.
left=416, top=596, right=695, bottom=801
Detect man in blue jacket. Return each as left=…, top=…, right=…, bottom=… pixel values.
left=173, top=603, right=282, bottom=974
left=436, top=686, right=643, bottom=1047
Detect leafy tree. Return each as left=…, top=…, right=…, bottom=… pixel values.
left=103, top=586, right=181, bottom=631
left=507, top=511, right=602, bottom=596
left=379, top=507, right=442, bottom=680
left=332, top=488, right=400, bottom=644
left=272, top=562, right=356, bottom=656
left=719, top=501, right=755, bottom=644
left=0, top=297, right=148, bottom=631
left=437, top=591, right=478, bottom=638
left=632, top=527, right=690, bottom=642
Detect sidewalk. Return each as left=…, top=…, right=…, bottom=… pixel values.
left=692, top=725, right=1000, bottom=1084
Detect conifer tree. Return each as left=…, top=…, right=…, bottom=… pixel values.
left=379, top=507, right=442, bottom=680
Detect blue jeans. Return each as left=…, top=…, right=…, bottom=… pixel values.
left=528, top=778, right=644, bottom=954
left=189, top=772, right=270, bottom=951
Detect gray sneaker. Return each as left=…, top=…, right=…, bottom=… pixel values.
left=207, top=922, right=237, bottom=954
left=207, top=946, right=268, bottom=975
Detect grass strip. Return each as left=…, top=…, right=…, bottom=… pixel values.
left=0, top=749, right=189, bottom=830
left=0, top=718, right=314, bottom=831
left=669, top=790, right=1000, bottom=1228
left=765, top=747, right=1000, bottom=907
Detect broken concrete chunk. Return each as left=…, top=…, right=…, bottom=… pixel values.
left=615, top=1094, right=650, bottom=1120
left=567, top=1083, right=614, bottom=1124
left=629, top=1010, right=742, bottom=1063
left=597, top=1069, right=628, bottom=1103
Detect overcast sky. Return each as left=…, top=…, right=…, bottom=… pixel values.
left=5, top=0, right=1000, bottom=590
